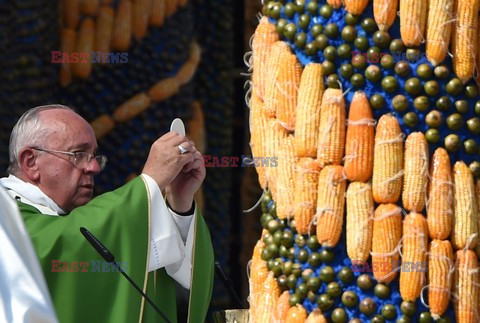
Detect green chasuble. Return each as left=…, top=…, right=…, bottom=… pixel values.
left=17, top=176, right=214, bottom=323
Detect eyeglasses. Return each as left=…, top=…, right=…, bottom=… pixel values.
left=32, top=147, right=108, bottom=171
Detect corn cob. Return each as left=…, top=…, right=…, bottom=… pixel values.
left=293, top=157, right=320, bottom=234
left=344, top=91, right=375, bottom=182
left=147, top=77, right=180, bottom=101
left=402, top=132, right=429, bottom=212
left=399, top=0, right=428, bottom=47
left=317, top=88, right=346, bottom=167
left=428, top=239, right=454, bottom=320
left=63, top=0, right=80, bottom=29
left=373, top=0, right=399, bottom=31
left=264, top=119, right=286, bottom=201
left=90, top=114, right=115, bottom=139
left=275, top=51, right=302, bottom=132
left=187, top=101, right=206, bottom=154
left=285, top=304, right=308, bottom=323
left=81, top=0, right=99, bottom=15
left=476, top=179, right=480, bottom=258
left=372, top=114, right=404, bottom=203
left=399, top=212, right=428, bottom=301
left=94, top=6, right=114, bottom=54
left=316, top=165, right=347, bottom=248
left=249, top=240, right=268, bottom=321
left=264, top=41, right=291, bottom=118
left=59, top=29, right=77, bottom=87
left=111, top=0, right=132, bottom=52
left=132, top=0, right=149, bottom=40
left=427, top=148, right=453, bottom=240
left=165, top=0, right=178, bottom=17
left=327, top=0, right=342, bottom=9
left=274, top=291, right=290, bottom=323
left=294, top=63, right=324, bottom=158
left=149, top=0, right=165, bottom=27
left=371, top=203, right=403, bottom=284
left=178, top=0, right=187, bottom=7
left=452, top=161, right=479, bottom=250
left=249, top=92, right=268, bottom=189
left=176, top=61, right=197, bottom=85
left=454, top=249, right=480, bottom=323
left=251, top=17, right=280, bottom=103
left=72, top=18, right=95, bottom=79
left=305, top=308, right=327, bottom=323
left=346, top=182, right=374, bottom=263
left=113, top=93, right=151, bottom=122
left=255, top=271, right=281, bottom=323
left=425, top=0, right=454, bottom=66
left=344, top=0, right=369, bottom=15
left=276, top=135, right=297, bottom=220
left=452, top=0, right=479, bottom=83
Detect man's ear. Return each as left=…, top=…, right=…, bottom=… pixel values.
left=18, top=148, right=40, bottom=181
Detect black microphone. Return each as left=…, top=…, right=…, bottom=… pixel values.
left=214, top=261, right=243, bottom=308
left=80, top=227, right=172, bottom=323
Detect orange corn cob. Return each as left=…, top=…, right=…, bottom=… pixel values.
left=427, top=148, right=453, bottom=240
left=264, top=41, right=291, bottom=118
left=255, top=272, right=281, bottom=323
left=399, top=212, right=428, bottom=301
left=276, top=135, right=296, bottom=220
left=113, top=93, right=151, bottom=122
left=425, top=0, right=454, bottom=66
left=316, top=165, right=347, bottom=247
left=399, top=0, right=428, bottom=47
left=90, top=114, right=115, bottom=139
left=374, top=0, right=399, bottom=31
left=454, top=250, right=480, bottom=323
left=264, top=119, right=286, bottom=200
left=317, top=88, right=346, bottom=167
left=344, top=91, right=375, bottom=182
left=149, top=0, right=165, bottom=27
left=94, top=6, right=114, bottom=54
left=293, top=157, right=320, bottom=234
left=285, top=304, right=308, bottom=323
left=428, top=239, right=454, bottom=319
left=344, top=0, right=369, bottom=15
left=305, top=308, right=327, bottom=323
left=274, top=291, right=291, bottom=323
left=371, top=203, right=403, bottom=284
left=327, top=0, right=342, bottom=9
left=111, top=0, right=132, bottom=51
left=81, top=0, right=99, bottom=15
left=249, top=92, right=268, bottom=189
left=132, top=0, right=149, bottom=40
left=452, top=161, right=479, bottom=250
left=372, top=114, right=404, bottom=203
left=276, top=51, right=302, bottom=132
left=63, top=0, right=80, bottom=29
left=175, top=61, right=197, bottom=85
left=72, top=18, right=95, bottom=79
left=147, top=77, right=180, bottom=101
left=165, top=0, right=177, bottom=17
left=59, top=29, right=77, bottom=87
left=248, top=240, right=268, bottom=321
left=346, top=182, right=374, bottom=263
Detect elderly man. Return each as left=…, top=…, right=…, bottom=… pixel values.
left=0, top=104, right=214, bottom=323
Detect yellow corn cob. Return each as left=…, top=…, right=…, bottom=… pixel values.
left=264, top=41, right=291, bottom=118
left=402, top=132, right=429, bottom=212
left=276, top=135, right=297, bottom=220
left=132, top=0, right=149, bottom=40
left=111, top=0, right=132, bottom=52
left=293, top=157, right=320, bottom=234
left=476, top=179, right=480, bottom=258
left=316, top=165, right=347, bottom=247
left=255, top=272, right=281, bottom=323
left=344, top=91, right=375, bottom=182
left=425, top=0, right=454, bottom=66
left=427, top=148, right=453, bottom=240
left=452, top=161, right=479, bottom=250
left=59, top=29, right=77, bottom=87
left=276, top=51, right=302, bottom=132
left=327, top=0, right=342, bottom=9
left=63, top=0, right=80, bottom=29
left=176, top=61, right=197, bottom=85
left=251, top=17, right=280, bottom=103
left=248, top=240, right=268, bottom=321
left=374, top=0, right=399, bottom=31
left=264, top=119, right=286, bottom=200
left=346, top=182, right=374, bottom=263
left=305, top=308, right=327, bottom=323
left=274, top=291, right=290, bottom=323
left=344, top=0, right=370, bottom=15
left=371, top=203, right=403, bottom=284
left=285, top=304, right=308, bottom=323
left=294, top=63, right=324, bottom=158
left=178, top=0, right=187, bottom=7
left=165, top=0, right=177, bottom=17
left=249, top=92, right=268, bottom=189
left=399, top=212, right=428, bottom=301
left=113, top=93, right=151, bottom=122
left=452, top=0, right=478, bottom=83
left=90, top=114, right=115, bottom=139
left=317, top=88, right=346, bottom=167
left=94, top=6, right=114, bottom=54
left=372, top=114, right=404, bottom=203
left=72, top=18, right=95, bottom=80
left=187, top=101, right=206, bottom=154
left=428, top=239, right=454, bottom=320
left=454, top=250, right=480, bottom=323
left=147, top=77, right=180, bottom=101
left=149, top=0, right=165, bottom=27
left=399, top=0, right=428, bottom=47
left=81, top=0, right=99, bottom=15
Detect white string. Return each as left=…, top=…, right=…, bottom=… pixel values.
left=243, top=189, right=266, bottom=213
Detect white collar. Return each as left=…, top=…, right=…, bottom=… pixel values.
left=0, top=175, right=65, bottom=215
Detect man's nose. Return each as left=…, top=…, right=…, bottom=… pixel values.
left=84, top=158, right=101, bottom=174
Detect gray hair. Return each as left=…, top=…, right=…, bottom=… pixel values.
left=8, top=104, right=74, bottom=175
